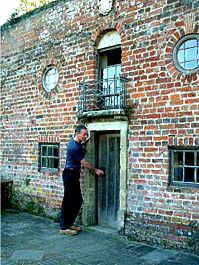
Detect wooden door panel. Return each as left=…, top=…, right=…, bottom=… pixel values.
left=98, top=133, right=120, bottom=227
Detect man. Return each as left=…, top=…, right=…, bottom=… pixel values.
left=60, top=124, right=104, bottom=235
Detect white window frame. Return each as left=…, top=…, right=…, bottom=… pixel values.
left=173, top=34, right=199, bottom=75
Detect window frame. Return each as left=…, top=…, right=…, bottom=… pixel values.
left=38, top=143, right=60, bottom=173
left=169, top=146, right=199, bottom=188
left=42, top=65, right=59, bottom=93
left=97, top=45, right=123, bottom=109
left=173, top=34, right=199, bottom=75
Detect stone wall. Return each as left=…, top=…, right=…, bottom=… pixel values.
left=1, top=0, right=199, bottom=251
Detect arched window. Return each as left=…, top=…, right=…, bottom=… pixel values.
left=97, top=31, right=123, bottom=109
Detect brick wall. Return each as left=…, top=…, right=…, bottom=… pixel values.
left=1, top=0, right=199, bottom=251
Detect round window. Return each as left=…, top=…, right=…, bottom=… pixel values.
left=42, top=66, right=59, bottom=92
left=173, top=34, right=199, bottom=74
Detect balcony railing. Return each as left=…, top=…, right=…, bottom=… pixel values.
left=77, top=77, right=128, bottom=114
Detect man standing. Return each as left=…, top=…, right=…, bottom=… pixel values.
left=60, top=124, right=104, bottom=235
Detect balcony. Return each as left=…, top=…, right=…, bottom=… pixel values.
left=77, top=76, right=128, bottom=119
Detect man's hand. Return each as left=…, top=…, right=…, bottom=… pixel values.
left=95, top=168, right=104, bottom=176
left=80, top=159, right=104, bottom=176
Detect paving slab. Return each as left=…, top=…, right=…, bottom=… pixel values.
left=1, top=211, right=199, bottom=265
left=10, top=250, right=44, bottom=261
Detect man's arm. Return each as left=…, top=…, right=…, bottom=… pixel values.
left=80, top=159, right=104, bottom=176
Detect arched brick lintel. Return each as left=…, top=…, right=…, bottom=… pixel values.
left=91, top=21, right=125, bottom=47
left=164, top=14, right=199, bottom=85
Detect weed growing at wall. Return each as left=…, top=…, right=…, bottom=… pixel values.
left=11, top=184, right=46, bottom=217
left=10, top=182, right=60, bottom=221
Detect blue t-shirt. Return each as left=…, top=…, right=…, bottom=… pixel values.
left=65, top=138, right=84, bottom=170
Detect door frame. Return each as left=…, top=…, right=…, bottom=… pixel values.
left=83, top=121, right=128, bottom=233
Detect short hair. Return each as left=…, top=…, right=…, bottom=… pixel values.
left=75, top=124, right=87, bottom=134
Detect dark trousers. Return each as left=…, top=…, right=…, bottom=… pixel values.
left=60, top=168, right=83, bottom=230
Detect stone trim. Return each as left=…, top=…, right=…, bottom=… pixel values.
left=85, top=121, right=128, bottom=232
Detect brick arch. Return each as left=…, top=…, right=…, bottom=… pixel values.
left=164, top=14, right=199, bottom=85
left=91, top=21, right=125, bottom=47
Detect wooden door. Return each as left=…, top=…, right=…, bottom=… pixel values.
left=97, top=133, right=120, bottom=228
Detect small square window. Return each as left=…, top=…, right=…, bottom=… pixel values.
left=39, top=143, right=59, bottom=172
left=169, top=147, right=199, bottom=187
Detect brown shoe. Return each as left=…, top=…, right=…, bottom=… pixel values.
left=69, top=226, right=82, bottom=232
left=60, top=229, right=78, bottom=236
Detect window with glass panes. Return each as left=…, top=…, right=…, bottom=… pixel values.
left=39, top=143, right=59, bottom=171
left=98, top=47, right=122, bottom=108
left=169, top=147, right=199, bottom=186
left=42, top=66, right=59, bottom=92
left=173, top=34, right=199, bottom=74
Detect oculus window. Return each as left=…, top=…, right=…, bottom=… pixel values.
left=39, top=143, right=59, bottom=172
left=42, top=66, right=59, bottom=92
left=169, top=147, right=199, bottom=187
left=173, top=34, right=199, bottom=74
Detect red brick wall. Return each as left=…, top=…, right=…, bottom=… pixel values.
left=1, top=0, right=199, bottom=251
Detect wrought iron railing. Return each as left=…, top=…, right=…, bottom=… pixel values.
left=78, top=77, right=128, bottom=113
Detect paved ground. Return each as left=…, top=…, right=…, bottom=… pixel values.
left=1, top=211, right=199, bottom=265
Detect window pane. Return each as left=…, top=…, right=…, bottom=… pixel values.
left=184, top=168, right=195, bottom=182
left=108, top=66, right=116, bottom=78
left=197, top=152, right=199, bottom=166
left=42, top=157, right=47, bottom=167
left=197, top=169, right=199, bottom=183
left=185, top=47, right=197, bottom=61
left=185, top=152, right=194, bottom=166
left=48, top=147, right=53, bottom=156
left=42, top=146, right=47, bottom=156
left=184, top=61, right=197, bottom=69
left=174, top=152, right=183, bottom=165
left=185, top=39, right=197, bottom=48
left=116, top=64, right=121, bottom=75
left=174, top=168, right=183, bottom=181
left=48, top=158, right=54, bottom=168
left=53, top=147, right=59, bottom=157
left=177, top=50, right=184, bottom=63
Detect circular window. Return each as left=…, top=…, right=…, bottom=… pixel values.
left=42, top=66, right=59, bottom=92
left=173, top=34, right=199, bottom=74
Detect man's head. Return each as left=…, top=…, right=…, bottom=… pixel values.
left=75, top=124, right=88, bottom=143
